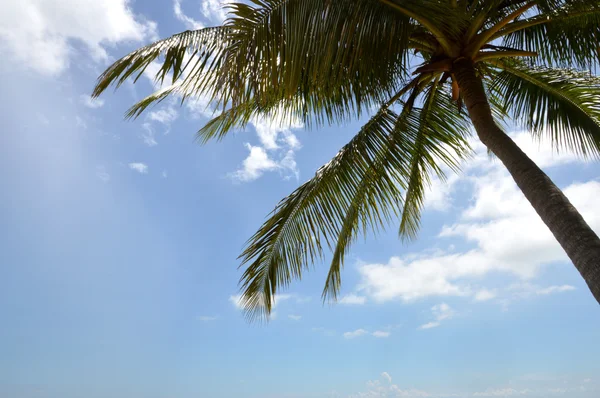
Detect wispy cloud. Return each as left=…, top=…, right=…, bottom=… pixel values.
left=141, top=123, right=158, bottom=147
left=96, top=166, right=110, bottom=183
left=419, top=303, right=455, bottom=330
left=147, top=105, right=179, bottom=125
left=343, top=329, right=369, bottom=339
left=339, top=294, right=367, bottom=305
left=129, top=162, right=148, bottom=174
left=372, top=331, right=391, bottom=338
left=288, top=315, right=302, bottom=321
left=474, top=289, right=497, bottom=302
left=80, top=94, right=104, bottom=109
left=173, top=0, right=204, bottom=29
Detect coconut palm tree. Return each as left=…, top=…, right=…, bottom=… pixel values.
left=93, top=0, right=600, bottom=319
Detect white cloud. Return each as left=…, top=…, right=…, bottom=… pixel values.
left=358, top=255, right=472, bottom=302
left=173, top=0, right=205, bottom=30
left=141, top=123, right=158, bottom=147
left=229, top=294, right=244, bottom=309
left=419, top=322, right=441, bottom=330
left=536, top=285, right=576, bottom=295
left=229, top=144, right=280, bottom=182
left=349, top=372, right=599, bottom=398
left=229, top=144, right=299, bottom=182
left=356, top=132, right=599, bottom=304
left=474, top=289, right=497, bottom=302
left=351, top=373, right=432, bottom=398
left=80, top=95, right=104, bottom=109
left=185, top=94, right=217, bottom=119
left=0, top=0, right=156, bottom=75
left=162, top=170, right=168, bottom=178
left=201, top=0, right=231, bottom=23
left=509, top=283, right=576, bottom=298
left=147, top=105, right=179, bottom=125
left=288, top=314, right=302, bottom=321
left=129, top=162, right=148, bottom=174
left=372, top=331, right=391, bottom=338
left=197, top=315, right=217, bottom=321
left=251, top=114, right=303, bottom=151
left=229, top=112, right=303, bottom=183
left=381, top=372, right=392, bottom=384
left=339, top=294, right=367, bottom=305
left=343, top=329, right=369, bottom=339
left=419, top=303, right=454, bottom=330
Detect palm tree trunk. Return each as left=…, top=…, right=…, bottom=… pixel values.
left=453, top=57, right=600, bottom=306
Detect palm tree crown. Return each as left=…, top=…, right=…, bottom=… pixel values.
left=93, top=0, right=600, bottom=320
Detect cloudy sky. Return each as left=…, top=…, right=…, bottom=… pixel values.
left=1, top=1, right=599, bottom=397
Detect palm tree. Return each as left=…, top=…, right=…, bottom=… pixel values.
left=93, top=0, right=600, bottom=319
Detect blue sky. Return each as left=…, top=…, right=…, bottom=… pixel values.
left=1, top=1, right=599, bottom=397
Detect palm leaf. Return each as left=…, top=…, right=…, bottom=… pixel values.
left=490, top=59, right=600, bottom=158
left=498, top=3, right=600, bottom=68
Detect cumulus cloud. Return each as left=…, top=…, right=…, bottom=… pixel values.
left=356, top=132, right=598, bottom=304
left=0, top=0, right=156, bottom=75
left=129, top=162, right=148, bottom=174
left=228, top=112, right=304, bottom=183
left=229, top=144, right=299, bottom=182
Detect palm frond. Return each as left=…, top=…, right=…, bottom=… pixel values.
left=490, top=60, right=600, bottom=158
left=238, top=104, right=402, bottom=320
left=498, top=3, right=600, bottom=68
left=237, top=80, right=472, bottom=317
left=399, top=81, right=472, bottom=239
left=92, top=27, right=230, bottom=98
